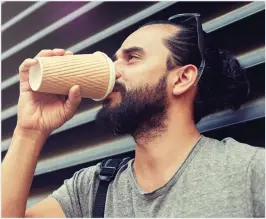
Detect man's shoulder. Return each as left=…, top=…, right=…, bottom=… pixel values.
left=70, top=157, right=132, bottom=184
left=61, top=162, right=101, bottom=190
left=201, top=135, right=264, bottom=168
left=220, top=136, right=263, bottom=154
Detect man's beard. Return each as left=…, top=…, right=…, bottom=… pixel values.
left=96, top=74, right=169, bottom=140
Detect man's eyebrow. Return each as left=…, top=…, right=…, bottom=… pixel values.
left=123, top=46, right=145, bottom=55
left=112, top=46, right=145, bottom=61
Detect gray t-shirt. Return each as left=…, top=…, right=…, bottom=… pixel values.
left=50, top=135, right=265, bottom=217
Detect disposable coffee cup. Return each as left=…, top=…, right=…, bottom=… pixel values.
left=29, top=51, right=115, bottom=101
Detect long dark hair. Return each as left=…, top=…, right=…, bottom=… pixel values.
left=141, top=20, right=250, bottom=123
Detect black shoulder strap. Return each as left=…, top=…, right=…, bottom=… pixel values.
left=92, top=157, right=131, bottom=218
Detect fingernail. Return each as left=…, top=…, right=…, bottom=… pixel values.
left=75, top=92, right=80, bottom=97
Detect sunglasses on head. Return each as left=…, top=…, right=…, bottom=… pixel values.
left=168, top=13, right=205, bottom=84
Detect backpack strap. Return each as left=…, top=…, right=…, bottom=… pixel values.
left=92, top=157, right=131, bottom=218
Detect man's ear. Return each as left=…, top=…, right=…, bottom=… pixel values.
left=172, top=64, right=198, bottom=96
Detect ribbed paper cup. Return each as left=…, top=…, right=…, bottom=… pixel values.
left=29, top=51, right=115, bottom=101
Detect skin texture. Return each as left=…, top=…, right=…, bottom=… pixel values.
left=2, top=24, right=201, bottom=217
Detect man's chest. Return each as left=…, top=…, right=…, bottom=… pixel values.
left=102, top=181, right=253, bottom=217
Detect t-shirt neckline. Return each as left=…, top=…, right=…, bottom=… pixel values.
left=128, top=135, right=206, bottom=200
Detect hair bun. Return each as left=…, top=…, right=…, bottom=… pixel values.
left=194, top=47, right=250, bottom=123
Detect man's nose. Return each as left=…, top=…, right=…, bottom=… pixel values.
left=116, top=72, right=122, bottom=80
left=114, top=62, right=122, bottom=80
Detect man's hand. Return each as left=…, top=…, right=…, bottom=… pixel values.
left=17, top=48, right=82, bottom=139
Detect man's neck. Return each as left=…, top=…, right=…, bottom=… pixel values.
left=132, top=110, right=201, bottom=193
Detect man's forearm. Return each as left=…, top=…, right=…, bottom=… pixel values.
left=1, top=128, right=48, bottom=218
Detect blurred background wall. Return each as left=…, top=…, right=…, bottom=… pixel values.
left=1, top=1, right=265, bottom=207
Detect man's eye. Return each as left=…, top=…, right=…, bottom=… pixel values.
left=128, top=54, right=138, bottom=61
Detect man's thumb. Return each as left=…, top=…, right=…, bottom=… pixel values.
left=64, top=85, right=81, bottom=120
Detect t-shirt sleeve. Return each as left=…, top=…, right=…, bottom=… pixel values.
left=49, top=165, right=99, bottom=218
left=247, top=147, right=265, bottom=217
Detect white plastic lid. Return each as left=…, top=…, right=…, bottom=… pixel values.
left=29, top=58, right=43, bottom=91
